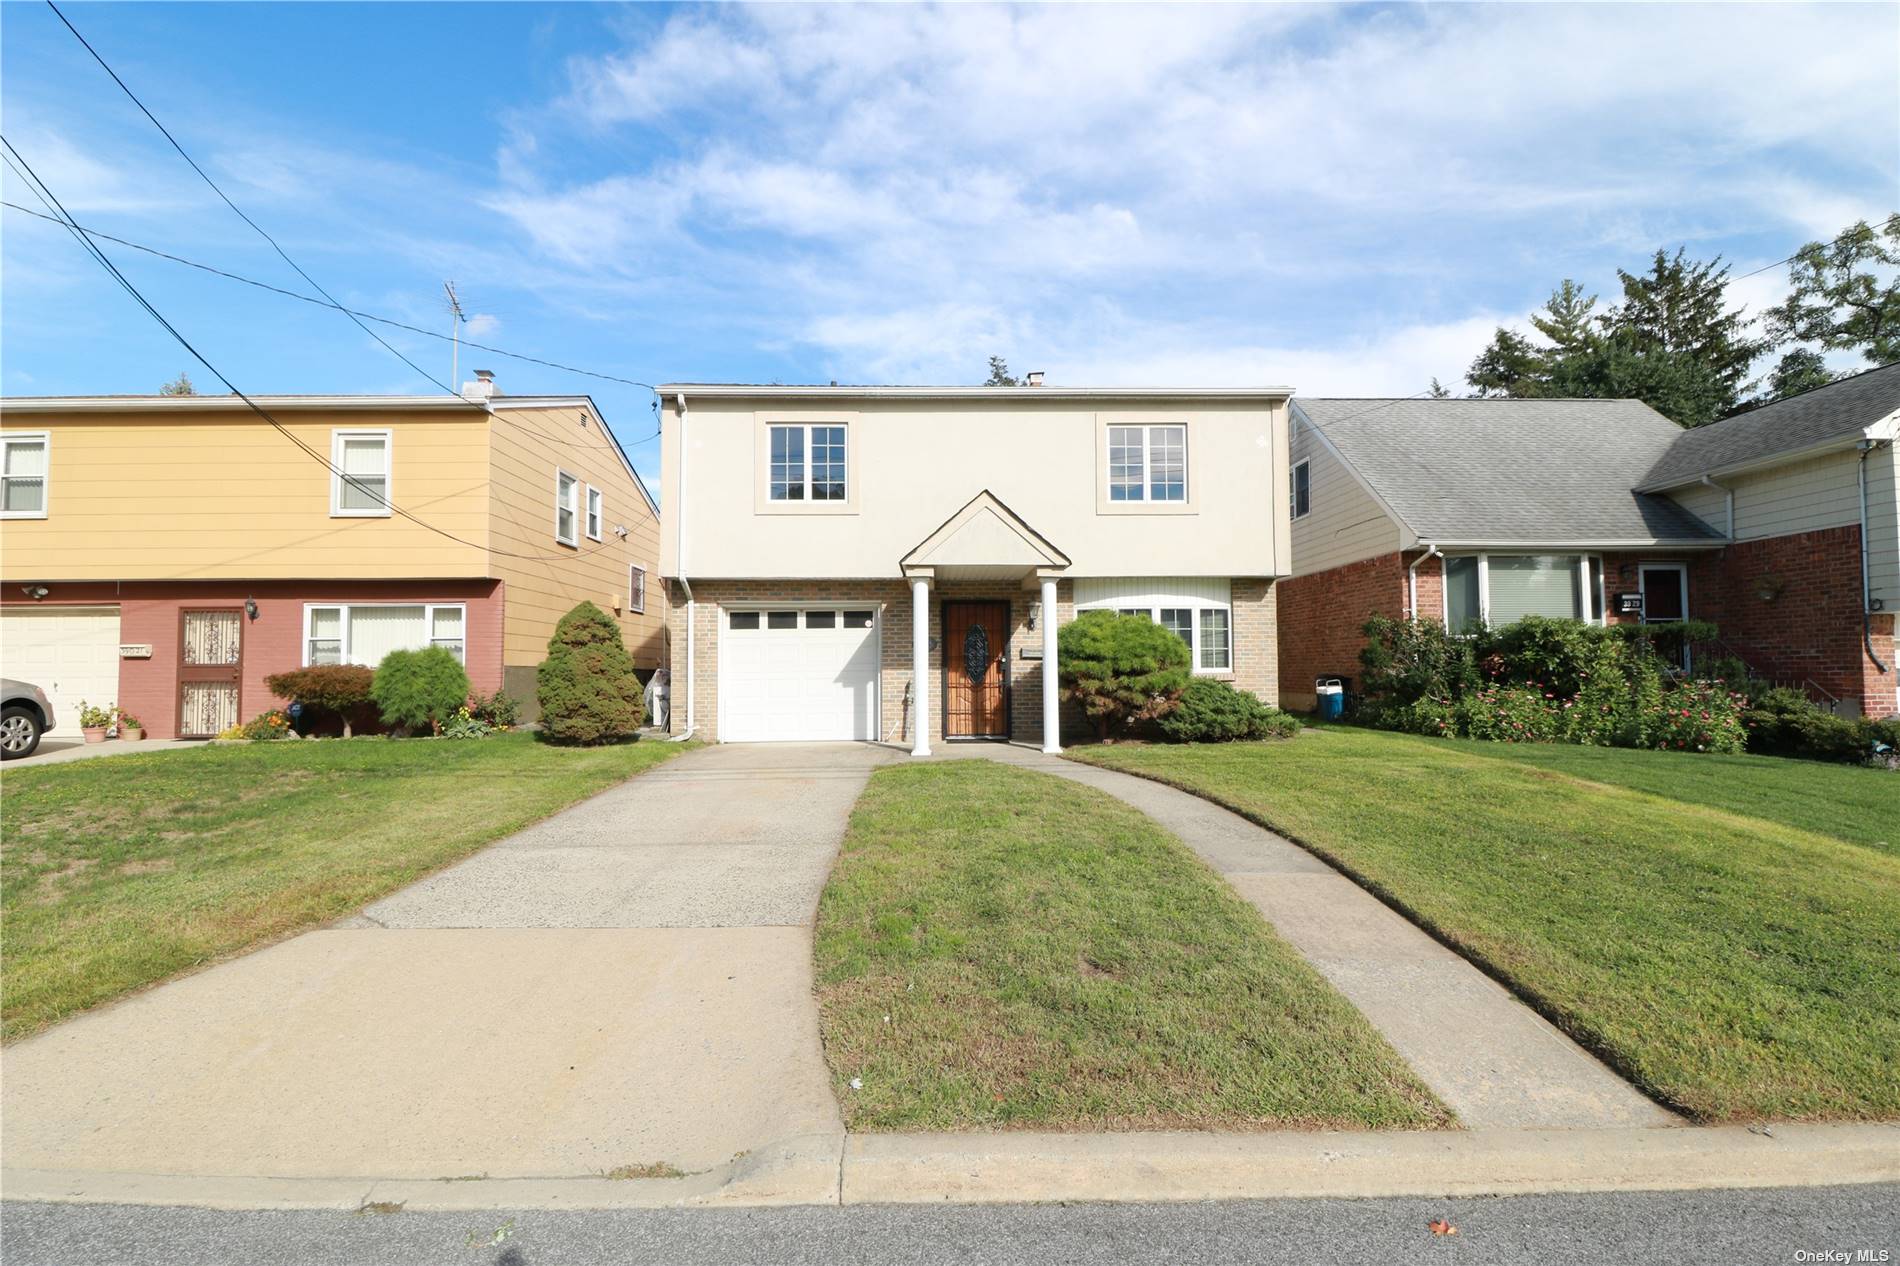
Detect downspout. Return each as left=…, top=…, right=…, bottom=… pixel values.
left=1699, top=474, right=1734, bottom=542
left=668, top=391, right=697, bottom=740
left=1859, top=441, right=1890, bottom=674
left=1407, top=544, right=1441, bottom=620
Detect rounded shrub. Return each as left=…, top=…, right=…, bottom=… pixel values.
left=536, top=601, right=644, bottom=744
left=1057, top=610, right=1191, bottom=740
left=371, top=647, right=470, bottom=735
left=263, top=664, right=376, bottom=737
left=1158, top=678, right=1300, bottom=742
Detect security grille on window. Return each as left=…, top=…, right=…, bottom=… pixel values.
left=1, top=434, right=47, bottom=517
left=305, top=603, right=466, bottom=666
left=331, top=431, right=390, bottom=517
left=1107, top=425, right=1188, bottom=502
left=769, top=424, right=848, bottom=501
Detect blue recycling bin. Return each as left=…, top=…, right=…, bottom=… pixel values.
left=1315, top=677, right=1345, bottom=722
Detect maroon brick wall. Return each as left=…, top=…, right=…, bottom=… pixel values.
left=1699, top=525, right=1895, bottom=717
left=1277, top=551, right=1411, bottom=711
left=0, top=579, right=505, bottom=739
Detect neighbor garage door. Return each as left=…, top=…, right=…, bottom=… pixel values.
left=0, top=606, right=122, bottom=734
left=720, top=606, right=880, bottom=742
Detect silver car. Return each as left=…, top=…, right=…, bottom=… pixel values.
left=2, top=678, right=54, bottom=759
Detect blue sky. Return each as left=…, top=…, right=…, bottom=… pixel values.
left=3, top=2, right=1896, bottom=482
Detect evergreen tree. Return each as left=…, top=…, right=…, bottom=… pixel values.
left=1762, top=348, right=1837, bottom=402
left=984, top=356, right=1020, bottom=386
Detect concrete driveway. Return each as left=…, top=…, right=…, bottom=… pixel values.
left=1, top=743, right=895, bottom=1192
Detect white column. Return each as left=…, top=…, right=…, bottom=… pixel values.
left=1040, top=575, right=1061, bottom=753
left=911, top=575, right=932, bottom=757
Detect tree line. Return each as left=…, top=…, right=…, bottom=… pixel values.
left=1450, top=213, right=1900, bottom=426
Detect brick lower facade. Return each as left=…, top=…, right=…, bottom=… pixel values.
left=0, top=579, right=505, bottom=739
left=1277, top=527, right=1897, bottom=718
left=665, top=576, right=1279, bottom=744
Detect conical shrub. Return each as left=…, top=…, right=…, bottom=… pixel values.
left=536, top=601, right=644, bottom=743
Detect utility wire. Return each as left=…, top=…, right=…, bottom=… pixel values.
left=0, top=199, right=662, bottom=409
left=1, top=134, right=622, bottom=564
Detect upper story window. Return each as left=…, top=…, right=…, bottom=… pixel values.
left=769, top=423, right=848, bottom=501
left=1, top=433, right=48, bottom=518
left=330, top=430, right=390, bottom=517
left=555, top=470, right=580, bottom=546
left=1290, top=459, right=1311, bottom=520
left=586, top=485, right=603, bottom=541
left=1106, top=424, right=1187, bottom=502
left=627, top=564, right=646, bottom=615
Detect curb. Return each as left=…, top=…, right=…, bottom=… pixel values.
left=6, top=1124, right=1895, bottom=1212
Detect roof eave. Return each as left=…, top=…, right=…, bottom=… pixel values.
left=1636, top=427, right=1888, bottom=493
left=0, top=395, right=487, bottom=414
left=1421, top=538, right=1727, bottom=551
left=660, top=384, right=1295, bottom=401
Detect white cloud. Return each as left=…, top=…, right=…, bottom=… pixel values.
left=490, top=3, right=1897, bottom=391
left=464, top=313, right=501, bottom=338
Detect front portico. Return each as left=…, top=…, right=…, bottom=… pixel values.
left=900, top=491, right=1070, bottom=757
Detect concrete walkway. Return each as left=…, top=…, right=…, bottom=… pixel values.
left=1, top=743, right=895, bottom=1193
left=5, top=736, right=201, bottom=768
left=930, top=744, right=1675, bottom=1131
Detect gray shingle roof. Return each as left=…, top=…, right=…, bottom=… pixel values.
left=1295, top=397, right=1723, bottom=545
left=1638, top=362, right=1900, bottom=490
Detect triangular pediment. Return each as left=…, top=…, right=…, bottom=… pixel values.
left=901, top=491, right=1070, bottom=573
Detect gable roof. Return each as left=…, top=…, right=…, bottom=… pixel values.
left=1637, top=362, right=1900, bottom=491
left=900, top=490, right=1070, bottom=576
left=1293, top=397, right=1723, bottom=547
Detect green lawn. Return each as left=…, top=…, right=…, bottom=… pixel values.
left=813, top=760, right=1449, bottom=1132
left=1072, top=728, right=1900, bottom=1123
left=1, top=733, right=686, bottom=1041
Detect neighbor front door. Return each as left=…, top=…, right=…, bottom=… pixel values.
left=178, top=608, right=243, bottom=738
left=1639, top=565, right=1690, bottom=669
left=942, top=600, right=1010, bottom=739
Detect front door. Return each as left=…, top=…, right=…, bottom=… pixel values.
left=1639, top=565, right=1690, bottom=669
left=942, top=600, right=1010, bottom=739
left=178, top=608, right=243, bottom=737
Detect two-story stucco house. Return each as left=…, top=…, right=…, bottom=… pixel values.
left=658, top=383, right=1293, bottom=751
left=0, top=375, right=663, bottom=739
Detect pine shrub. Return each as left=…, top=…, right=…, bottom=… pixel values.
left=536, top=601, right=644, bottom=744
left=371, top=647, right=470, bottom=735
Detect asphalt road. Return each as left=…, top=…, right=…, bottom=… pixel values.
left=4, top=1185, right=1896, bottom=1266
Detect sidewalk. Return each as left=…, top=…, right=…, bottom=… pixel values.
left=935, top=744, right=1673, bottom=1131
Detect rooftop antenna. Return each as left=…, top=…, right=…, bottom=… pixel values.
left=443, top=281, right=466, bottom=387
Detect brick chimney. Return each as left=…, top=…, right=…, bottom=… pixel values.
left=462, top=368, right=496, bottom=401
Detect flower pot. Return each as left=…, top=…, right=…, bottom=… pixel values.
left=121, top=727, right=144, bottom=741
left=83, top=726, right=108, bottom=744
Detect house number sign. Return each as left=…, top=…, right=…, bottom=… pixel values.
left=119, top=644, right=154, bottom=659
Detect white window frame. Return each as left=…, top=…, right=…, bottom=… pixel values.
left=329, top=429, right=391, bottom=518
left=1105, top=424, right=1189, bottom=504
left=1087, top=598, right=1233, bottom=674
left=1441, top=552, right=1606, bottom=630
left=554, top=469, right=580, bottom=546
left=627, top=564, right=646, bottom=615
left=1289, top=458, right=1311, bottom=520
left=301, top=602, right=468, bottom=667
left=766, top=422, right=850, bottom=503
left=1, top=431, right=50, bottom=519
left=585, top=485, right=603, bottom=541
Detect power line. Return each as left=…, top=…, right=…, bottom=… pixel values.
left=1, top=134, right=625, bottom=564
left=45, top=0, right=469, bottom=402
left=0, top=200, right=661, bottom=450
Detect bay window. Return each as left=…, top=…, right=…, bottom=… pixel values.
left=1083, top=580, right=1233, bottom=674
left=304, top=603, right=467, bottom=667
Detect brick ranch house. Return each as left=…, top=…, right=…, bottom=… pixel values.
left=1279, top=364, right=1900, bottom=719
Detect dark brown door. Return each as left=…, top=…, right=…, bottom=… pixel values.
left=942, top=601, right=1010, bottom=738
left=178, top=608, right=243, bottom=737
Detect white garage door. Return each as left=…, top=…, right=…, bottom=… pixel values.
left=720, top=606, right=880, bottom=742
left=1, top=606, right=123, bottom=734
